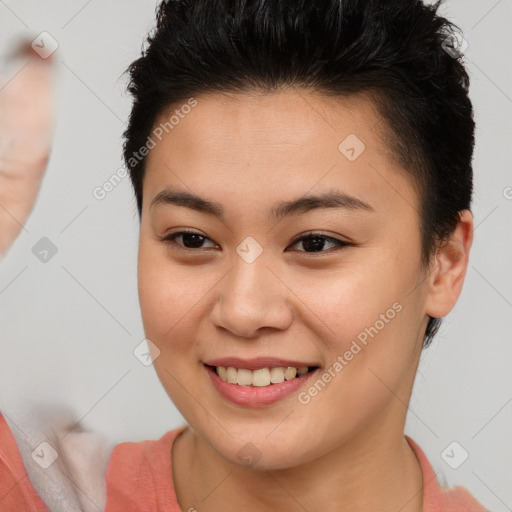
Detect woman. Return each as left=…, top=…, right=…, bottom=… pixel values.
left=0, top=0, right=490, bottom=510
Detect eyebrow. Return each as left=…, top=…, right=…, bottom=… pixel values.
left=150, top=187, right=374, bottom=221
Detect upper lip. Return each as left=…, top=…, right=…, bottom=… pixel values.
left=203, top=357, right=319, bottom=370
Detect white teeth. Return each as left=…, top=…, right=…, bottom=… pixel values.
left=252, top=368, right=271, bottom=387
left=217, top=366, right=227, bottom=381
left=270, top=367, right=285, bottom=383
left=284, top=367, right=297, bottom=380
left=215, top=365, right=312, bottom=387
left=237, top=368, right=253, bottom=386
left=226, top=366, right=238, bottom=384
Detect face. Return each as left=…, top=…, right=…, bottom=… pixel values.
left=138, top=90, right=431, bottom=469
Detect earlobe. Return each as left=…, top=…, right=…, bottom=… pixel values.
left=424, top=209, right=474, bottom=319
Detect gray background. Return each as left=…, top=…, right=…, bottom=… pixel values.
left=0, top=1, right=510, bottom=510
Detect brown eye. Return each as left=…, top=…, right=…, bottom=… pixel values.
left=161, top=231, right=219, bottom=250
left=287, top=232, right=352, bottom=254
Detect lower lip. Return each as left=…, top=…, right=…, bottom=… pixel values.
left=205, top=364, right=319, bottom=407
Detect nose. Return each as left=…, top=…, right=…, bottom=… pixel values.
left=210, top=253, right=293, bottom=339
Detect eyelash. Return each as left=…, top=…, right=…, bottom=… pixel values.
left=159, top=230, right=352, bottom=256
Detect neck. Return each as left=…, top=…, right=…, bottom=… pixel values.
left=173, top=408, right=424, bottom=512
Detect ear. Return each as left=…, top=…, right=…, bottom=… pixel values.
left=424, top=209, right=474, bottom=319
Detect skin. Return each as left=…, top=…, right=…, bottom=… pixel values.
left=0, top=57, right=473, bottom=510
left=0, top=44, right=55, bottom=256
left=0, top=45, right=114, bottom=512
left=138, top=89, right=473, bottom=511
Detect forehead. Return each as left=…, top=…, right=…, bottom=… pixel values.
left=143, top=89, right=419, bottom=219
left=151, top=89, right=389, bottom=156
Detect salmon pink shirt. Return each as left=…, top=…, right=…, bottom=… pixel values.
left=0, top=413, right=489, bottom=511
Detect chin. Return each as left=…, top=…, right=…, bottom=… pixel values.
left=198, top=421, right=323, bottom=471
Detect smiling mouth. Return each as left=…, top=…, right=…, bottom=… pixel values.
left=205, top=364, right=320, bottom=387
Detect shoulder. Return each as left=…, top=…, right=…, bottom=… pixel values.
left=405, top=436, right=490, bottom=512
left=105, top=425, right=186, bottom=511
left=0, top=411, right=49, bottom=510
left=107, top=424, right=186, bottom=471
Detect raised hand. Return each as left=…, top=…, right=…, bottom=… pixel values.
left=0, top=41, right=56, bottom=257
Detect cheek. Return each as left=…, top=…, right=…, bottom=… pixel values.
left=291, top=281, right=419, bottom=445
left=137, top=250, right=203, bottom=406
left=137, top=243, right=215, bottom=352
left=287, top=261, right=402, bottom=351
left=138, top=243, right=182, bottom=342
left=289, top=255, right=421, bottom=395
